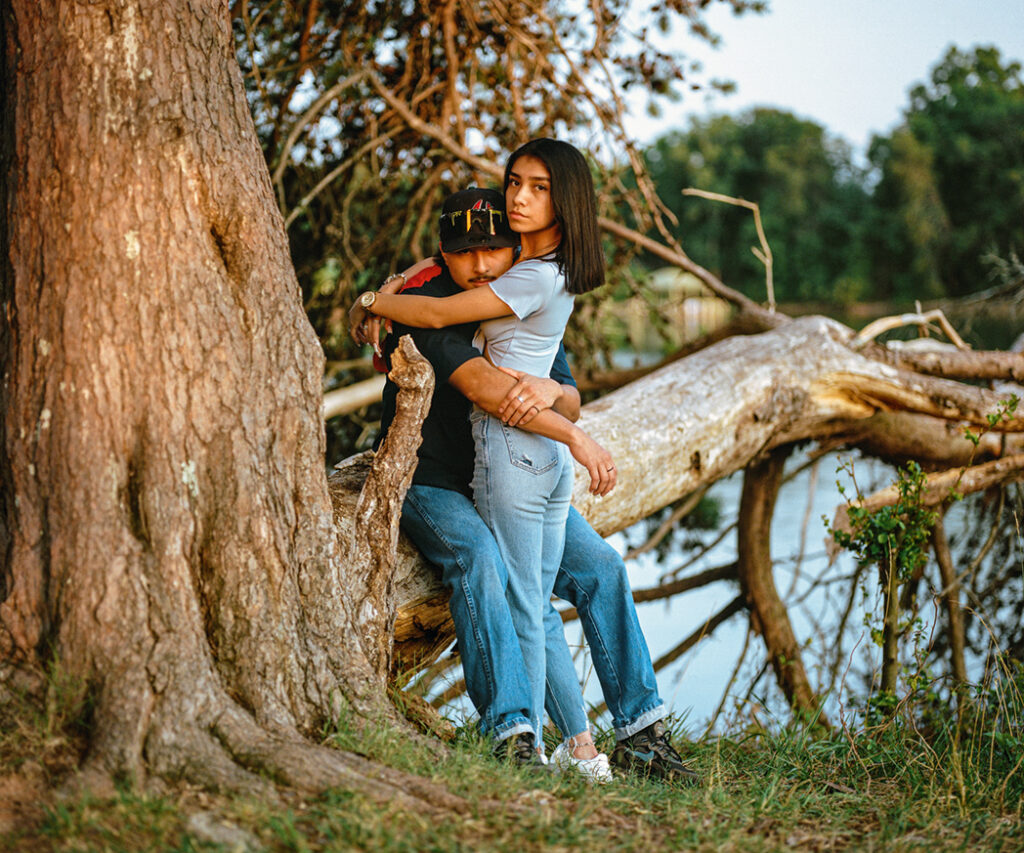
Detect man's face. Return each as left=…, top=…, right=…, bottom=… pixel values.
left=440, top=246, right=516, bottom=291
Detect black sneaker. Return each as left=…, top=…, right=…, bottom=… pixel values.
left=610, top=720, right=700, bottom=786
left=493, top=732, right=548, bottom=772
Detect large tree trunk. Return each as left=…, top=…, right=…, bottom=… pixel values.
left=0, top=0, right=441, bottom=799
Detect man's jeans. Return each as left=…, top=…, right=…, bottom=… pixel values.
left=470, top=410, right=574, bottom=739
left=400, top=487, right=666, bottom=743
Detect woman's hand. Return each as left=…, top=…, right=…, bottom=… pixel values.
left=496, top=367, right=562, bottom=427
left=567, top=429, right=616, bottom=496
left=348, top=272, right=408, bottom=353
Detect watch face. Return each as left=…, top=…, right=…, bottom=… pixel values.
left=360, top=292, right=374, bottom=307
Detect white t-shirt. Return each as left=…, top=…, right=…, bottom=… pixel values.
left=474, top=258, right=574, bottom=377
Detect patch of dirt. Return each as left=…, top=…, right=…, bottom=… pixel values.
left=0, top=763, right=49, bottom=837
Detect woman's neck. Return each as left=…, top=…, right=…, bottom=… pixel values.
left=517, top=223, right=562, bottom=262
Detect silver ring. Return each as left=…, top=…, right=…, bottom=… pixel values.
left=517, top=395, right=525, bottom=402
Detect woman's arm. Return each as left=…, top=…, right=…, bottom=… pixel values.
left=513, top=404, right=615, bottom=496
left=351, top=282, right=513, bottom=331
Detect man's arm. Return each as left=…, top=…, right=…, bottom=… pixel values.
left=450, top=357, right=614, bottom=495
left=453, top=358, right=579, bottom=424
left=553, top=383, right=582, bottom=422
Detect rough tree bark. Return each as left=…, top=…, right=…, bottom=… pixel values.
left=0, top=0, right=451, bottom=802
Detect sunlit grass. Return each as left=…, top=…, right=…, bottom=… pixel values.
left=3, top=661, right=1023, bottom=852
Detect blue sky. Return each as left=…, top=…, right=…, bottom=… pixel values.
left=631, top=0, right=1024, bottom=156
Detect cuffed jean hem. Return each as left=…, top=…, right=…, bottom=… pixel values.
left=614, top=702, right=667, bottom=741
left=492, top=720, right=535, bottom=743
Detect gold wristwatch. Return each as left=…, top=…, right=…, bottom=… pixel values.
left=359, top=291, right=377, bottom=311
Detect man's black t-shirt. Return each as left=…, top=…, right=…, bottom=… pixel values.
left=375, top=262, right=576, bottom=497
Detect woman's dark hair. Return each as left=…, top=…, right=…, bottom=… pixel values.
left=503, top=138, right=604, bottom=295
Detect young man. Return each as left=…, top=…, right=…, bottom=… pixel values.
left=353, top=187, right=698, bottom=784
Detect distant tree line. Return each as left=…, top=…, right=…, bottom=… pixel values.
left=642, top=46, right=1024, bottom=307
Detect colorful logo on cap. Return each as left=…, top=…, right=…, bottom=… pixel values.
left=441, top=203, right=505, bottom=234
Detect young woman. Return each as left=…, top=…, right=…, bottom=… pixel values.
left=351, top=139, right=614, bottom=778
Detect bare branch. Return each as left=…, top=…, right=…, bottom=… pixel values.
left=367, top=72, right=501, bottom=179
left=283, top=127, right=405, bottom=229
left=596, top=216, right=784, bottom=329
left=850, top=309, right=970, bottom=350
left=323, top=376, right=386, bottom=421
left=587, top=595, right=746, bottom=719
left=271, top=71, right=368, bottom=192
left=683, top=188, right=775, bottom=312
left=623, top=487, right=709, bottom=560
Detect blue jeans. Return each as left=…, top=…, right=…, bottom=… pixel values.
left=401, top=486, right=534, bottom=742
left=400, top=488, right=666, bottom=743
left=471, top=410, right=574, bottom=739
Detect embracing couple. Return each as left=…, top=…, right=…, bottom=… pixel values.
left=349, top=138, right=699, bottom=786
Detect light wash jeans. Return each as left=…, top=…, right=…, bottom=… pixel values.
left=470, top=409, right=575, bottom=740
left=399, top=490, right=667, bottom=743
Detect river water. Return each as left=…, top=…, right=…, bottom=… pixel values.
left=571, top=448, right=1001, bottom=736
left=581, top=449, right=879, bottom=734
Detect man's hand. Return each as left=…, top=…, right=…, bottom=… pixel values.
left=567, top=429, right=617, bottom=496
left=348, top=298, right=387, bottom=356
left=348, top=273, right=411, bottom=354
left=496, top=367, right=562, bottom=427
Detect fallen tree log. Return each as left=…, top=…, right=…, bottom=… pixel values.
left=327, top=315, right=1024, bottom=678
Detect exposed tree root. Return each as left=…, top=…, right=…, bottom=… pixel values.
left=737, top=445, right=829, bottom=726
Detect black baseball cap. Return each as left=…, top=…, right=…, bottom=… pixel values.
left=438, top=187, right=520, bottom=254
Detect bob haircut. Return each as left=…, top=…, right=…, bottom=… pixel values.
left=503, top=138, right=604, bottom=296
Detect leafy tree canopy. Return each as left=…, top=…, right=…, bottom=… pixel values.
left=643, top=109, right=869, bottom=303
left=869, top=45, right=1024, bottom=297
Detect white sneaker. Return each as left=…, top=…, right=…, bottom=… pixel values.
left=550, top=741, right=613, bottom=784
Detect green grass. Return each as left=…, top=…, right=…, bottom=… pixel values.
left=3, top=672, right=1024, bottom=852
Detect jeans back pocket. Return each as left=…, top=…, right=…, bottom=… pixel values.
left=501, top=422, right=558, bottom=474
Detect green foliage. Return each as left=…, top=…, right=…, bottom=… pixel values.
left=642, top=45, right=1023, bottom=307
left=964, top=393, right=1020, bottom=448
left=830, top=459, right=938, bottom=582
left=827, top=459, right=943, bottom=702
left=825, top=396, right=1019, bottom=714
left=864, top=128, right=950, bottom=301
left=643, top=108, right=870, bottom=303
left=868, top=46, right=1024, bottom=298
